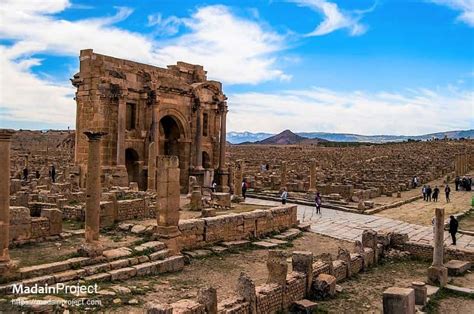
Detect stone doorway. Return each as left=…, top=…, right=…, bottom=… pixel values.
left=125, top=148, right=140, bottom=186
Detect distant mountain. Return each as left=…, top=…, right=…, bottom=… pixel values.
left=227, top=129, right=473, bottom=144
left=254, top=129, right=327, bottom=145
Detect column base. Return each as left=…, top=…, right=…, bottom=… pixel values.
left=427, top=265, right=448, bottom=287
left=156, top=226, right=181, bottom=254
left=216, top=169, right=229, bottom=192
left=78, top=241, right=104, bottom=258
left=0, top=260, right=17, bottom=277
left=189, top=169, right=205, bottom=187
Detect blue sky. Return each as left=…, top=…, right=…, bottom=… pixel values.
left=0, top=0, right=473, bottom=135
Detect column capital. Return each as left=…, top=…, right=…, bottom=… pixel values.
left=0, top=129, right=15, bottom=141
left=84, top=131, right=107, bottom=141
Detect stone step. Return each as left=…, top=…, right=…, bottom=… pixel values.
left=221, top=240, right=251, bottom=249
left=252, top=241, right=279, bottom=249
left=182, top=249, right=213, bottom=259
left=0, top=255, right=184, bottom=294
left=10, top=242, right=167, bottom=283
left=265, top=238, right=288, bottom=245
left=273, top=228, right=302, bottom=240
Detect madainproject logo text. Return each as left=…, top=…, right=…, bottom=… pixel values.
left=12, top=283, right=99, bottom=296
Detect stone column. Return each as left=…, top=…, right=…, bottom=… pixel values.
left=219, top=104, right=227, bottom=171
left=147, top=142, right=157, bottom=192
left=309, top=159, right=317, bottom=191
left=117, top=98, right=126, bottom=166
left=280, top=161, right=287, bottom=188
left=195, top=105, right=204, bottom=170
left=234, top=160, right=244, bottom=196
left=152, top=104, right=160, bottom=156
left=216, top=104, right=229, bottom=192
left=228, top=165, right=235, bottom=195
left=427, top=207, right=448, bottom=286
left=0, top=129, right=15, bottom=273
left=84, top=132, right=106, bottom=243
left=156, top=155, right=181, bottom=253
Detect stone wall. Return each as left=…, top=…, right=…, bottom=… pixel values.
left=316, top=184, right=354, bottom=200
left=9, top=206, right=62, bottom=245
left=178, top=205, right=298, bottom=250
left=147, top=229, right=394, bottom=314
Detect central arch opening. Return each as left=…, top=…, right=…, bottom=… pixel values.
left=159, top=115, right=180, bottom=156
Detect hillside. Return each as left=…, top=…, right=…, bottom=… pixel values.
left=254, top=129, right=327, bottom=145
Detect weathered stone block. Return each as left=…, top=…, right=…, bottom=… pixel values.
left=382, top=287, right=415, bottom=314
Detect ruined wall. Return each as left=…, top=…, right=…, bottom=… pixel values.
left=178, top=205, right=298, bottom=250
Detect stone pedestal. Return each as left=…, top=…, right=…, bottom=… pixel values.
left=292, top=251, right=313, bottom=296
left=190, top=185, right=203, bottom=211
left=411, top=281, right=427, bottom=306
left=197, top=287, right=217, bottom=314
left=156, top=155, right=181, bottom=253
left=427, top=266, right=448, bottom=287
left=211, top=192, right=231, bottom=209
left=383, top=287, right=415, bottom=314
left=216, top=169, right=230, bottom=193
left=266, top=250, right=287, bottom=286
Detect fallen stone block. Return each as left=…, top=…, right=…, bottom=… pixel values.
left=383, top=287, right=415, bottom=314
left=445, top=260, right=471, bottom=276
left=311, top=274, right=336, bottom=300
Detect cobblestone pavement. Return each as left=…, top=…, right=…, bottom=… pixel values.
left=245, top=198, right=474, bottom=253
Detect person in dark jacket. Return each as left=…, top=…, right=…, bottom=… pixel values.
left=432, top=186, right=439, bottom=202
left=449, top=215, right=459, bottom=245
left=315, top=192, right=322, bottom=215
left=455, top=176, right=460, bottom=191
left=50, top=165, right=56, bottom=183
left=426, top=185, right=432, bottom=202
left=23, top=167, right=29, bottom=181
left=445, top=185, right=451, bottom=203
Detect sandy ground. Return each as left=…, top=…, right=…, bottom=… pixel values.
left=376, top=173, right=473, bottom=226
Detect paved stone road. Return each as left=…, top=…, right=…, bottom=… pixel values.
left=245, top=198, right=474, bottom=253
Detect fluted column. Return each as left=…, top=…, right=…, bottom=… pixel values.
left=116, top=98, right=126, bottom=166
left=219, top=104, right=228, bottom=171
left=195, top=105, right=204, bottom=170
left=84, top=131, right=107, bottom=243
left=0, top=129, right=15, bottom=268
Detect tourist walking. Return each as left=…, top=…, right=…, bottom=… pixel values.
left=445, top=184, right=451, bottom=203
left=422, top=185, right=427, bottom=201
left=455, top=176, right=460, bottom=191
left=35, top=170, right=40, bottom=179
left=449, top=215, right=459, bottom=245
left=281, top=187, right=288, bottom=205
left=432, top=186, right=439, bottom=202
left=315, top=192, right=322, bottom=215
left=23, top=167, right=28, bottom=181
left=426, top=185, right=432, bottom=202
left=241, top=179, right=247, bottom=200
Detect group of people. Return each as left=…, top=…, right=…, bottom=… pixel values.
left=454, top=176, right=472, bottom=191
left=422, top=185, right=451, bottom=203
left=280, top=187, right=322, bottom=215
left=21, top=165, right=56, bottom=182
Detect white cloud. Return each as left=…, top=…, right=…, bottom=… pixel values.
left=147, top=13, right=183, bottom=36
left=0, top=46, right=76, bottom=127
left=290, top=0, right=375, bottom=36
left=430, top=0, right=474, bottom=26
left=0, top=1, right=289, bottom=127
left=227, top=86, right=474, bottom=135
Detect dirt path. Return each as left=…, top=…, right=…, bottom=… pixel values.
left=376, top=188, right=473, bottom=226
